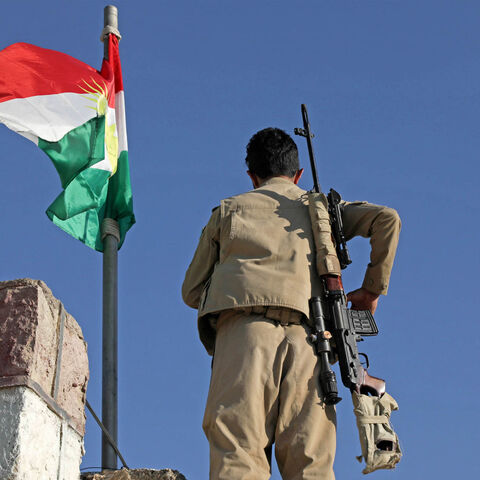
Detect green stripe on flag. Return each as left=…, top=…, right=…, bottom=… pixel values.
left=40, top=116, right=135, bottom=252
left=105, top=150, right=135, bottom=249
left=46, top=167, right=111, bottom=251
left=39, top=116, right=105, bottom=188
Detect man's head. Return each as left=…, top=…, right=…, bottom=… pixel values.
left=245, top=128, right=302, bottom=187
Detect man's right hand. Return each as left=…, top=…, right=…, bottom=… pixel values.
left=346, top=288, right=379, bottom=315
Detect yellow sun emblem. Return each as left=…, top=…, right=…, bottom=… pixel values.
left=80, top=78, right=118, bottom=174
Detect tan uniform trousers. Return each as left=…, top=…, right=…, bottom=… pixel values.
left=203, top=309, right=337, bottom=480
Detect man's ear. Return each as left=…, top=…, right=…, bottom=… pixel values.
left=247, top=170, right=261, bottom=188
left=293, top=168, right=304, bottom=185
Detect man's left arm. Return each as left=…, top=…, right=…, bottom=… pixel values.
left=341, top=201, right=401, bottom=313
left=182, top=208, right=221, bottom=309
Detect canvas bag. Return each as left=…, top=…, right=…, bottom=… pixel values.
left=352, top=391, right=402, bottom=474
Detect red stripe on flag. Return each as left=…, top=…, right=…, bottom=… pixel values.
left=0, top=43, right=111, bottom=103
left=101, top=35, right=123, bottom=108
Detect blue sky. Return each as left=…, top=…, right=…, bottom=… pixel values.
left=1, top=1, right=479, bottom=478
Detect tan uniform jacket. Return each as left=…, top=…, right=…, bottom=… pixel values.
left=182, top=177, right=401, bottom=354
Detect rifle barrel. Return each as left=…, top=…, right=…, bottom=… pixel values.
left=300, top=104, right=321, bottom=193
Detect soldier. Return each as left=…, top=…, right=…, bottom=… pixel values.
left=182, top=127, right=401, bottom=479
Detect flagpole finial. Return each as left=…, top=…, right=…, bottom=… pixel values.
left=101, top=5, right=121, bottom=44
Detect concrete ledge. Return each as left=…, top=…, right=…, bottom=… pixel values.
left=0, top=386, right=84, bottom=479
left=81, top=469, right=187, bottom=479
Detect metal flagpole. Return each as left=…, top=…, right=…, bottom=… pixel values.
left=101, top=5, right=121, bottom=470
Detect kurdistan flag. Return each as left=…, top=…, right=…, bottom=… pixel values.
left=0, top=35, right=135, bottom=251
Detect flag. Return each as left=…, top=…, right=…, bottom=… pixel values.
left=0, top=35, right=135, bottom=251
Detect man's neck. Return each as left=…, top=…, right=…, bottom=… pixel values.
left=258, top=175, right=295, bottom=187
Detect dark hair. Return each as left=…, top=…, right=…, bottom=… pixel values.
left=245, top=127, right=299, bottom=179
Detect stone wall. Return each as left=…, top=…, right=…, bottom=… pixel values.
left=81, top=469, right=187, bottom=479
left=0, top=279, right=89, bottom=480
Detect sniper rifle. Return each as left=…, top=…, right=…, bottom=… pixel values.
left=294, top=104, right=385, bottom=405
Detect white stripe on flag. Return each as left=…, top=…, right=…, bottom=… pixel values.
left=0, top=92, right=97, bottom=142
left=115, top=91, right=128, bottom=153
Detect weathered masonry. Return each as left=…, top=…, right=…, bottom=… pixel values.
left=0, top=279, right=89, bottom=480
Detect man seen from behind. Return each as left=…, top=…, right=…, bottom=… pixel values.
left=182, top=127, right=401, bottom=479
